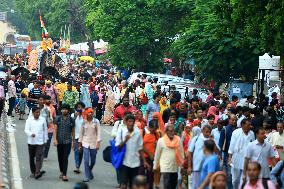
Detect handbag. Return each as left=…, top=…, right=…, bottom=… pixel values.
left=103, top=146, right=112, bottom=163
left=110, top=130, right=126, bottom=169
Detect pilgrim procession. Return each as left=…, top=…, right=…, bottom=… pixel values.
left=0, top=1, right=284, bottom=189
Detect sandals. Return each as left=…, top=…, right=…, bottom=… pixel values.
left=62, top=176, right=69, bottom=181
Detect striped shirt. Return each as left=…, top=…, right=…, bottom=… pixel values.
left=228, top=128, right=255, bottom=170
left=28, top=88, right=42, bottom=107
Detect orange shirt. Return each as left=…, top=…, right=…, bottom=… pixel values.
left=47, top=104, right=56, bottom=133
left=143, top=131, right=159, bottom=158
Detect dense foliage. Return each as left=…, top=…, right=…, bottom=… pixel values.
left=4, top=0, right=284, bottom=81
left=85, top=0, right=192, bottom=72
left=11, top=0, right=89, bottom=42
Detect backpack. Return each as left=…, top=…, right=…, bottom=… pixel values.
left=241, top=179, right=268, bottom=189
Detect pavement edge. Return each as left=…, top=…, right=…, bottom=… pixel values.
left=7, top=117, right=23, bottom=189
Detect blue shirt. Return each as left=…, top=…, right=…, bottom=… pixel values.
left=200, top=154, right=220, bottom=189
left=146, top=101, right=160, bottom=123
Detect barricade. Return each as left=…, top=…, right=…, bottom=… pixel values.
left=0, top=114, right=11, bottom=189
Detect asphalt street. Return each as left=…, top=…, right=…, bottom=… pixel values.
left=13, top=115, right=117, bottom=189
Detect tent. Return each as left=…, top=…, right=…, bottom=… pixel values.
left=69, top=39, right=108, bottom=52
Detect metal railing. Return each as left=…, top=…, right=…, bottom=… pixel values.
left=0, top=114, right=11, bottom=189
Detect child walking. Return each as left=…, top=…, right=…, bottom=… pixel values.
left=17, top=93, right=27, bottom=120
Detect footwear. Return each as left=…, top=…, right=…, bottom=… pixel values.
left=90, top=173, right=94, bottom=180
left=62, top=176, right=69, bottom=181
left=59, top=174, right=63, bottom=179
left=43, top=158, right=47, bottom=161
left=73, top=169, right=81, bottom=174
left=83, top=179, right=89, bottom=182
left=40, top=170, right=46, bottom=175
left=35, top=173, right=43, bottom=179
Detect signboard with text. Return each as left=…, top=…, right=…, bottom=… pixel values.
left=0, top=12, right=7, bottom=21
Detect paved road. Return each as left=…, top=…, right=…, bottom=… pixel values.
left=13, top=116, right=117, bottom=189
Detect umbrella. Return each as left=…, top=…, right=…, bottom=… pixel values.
left=79, top=56, right=94, bottom=63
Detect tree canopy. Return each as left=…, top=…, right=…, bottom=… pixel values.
left=13, top=0, right=89, bottom=42
left=4, top=0, right=284, bottom=81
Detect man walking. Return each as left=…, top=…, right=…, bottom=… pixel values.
left=146, top=92, right=161, bottom=123
left=188, top=125, right=213, bottom=189
left=62, top=82, right=79, bottom=113
left=218, top=114, right=237, bottom=188
left=73, top=102, right=85, bottom=174
left=7, top=75, right=17, bottom=116
left=44, top=80, right=59, bottom=109
left=115, top=113, right=147, bottom=189
left=243, top=127, right=276, bottom=181
left=53, top=104, right=75, bottom=181
left=113, top=96, right=136, bottom=122
left=25, top=107, right=48, bottom=179
left=228, top=118, right=255, bottom=189
left=154, top=125, right=184, bottom=189
left=79, top=108, right=101, bottom=182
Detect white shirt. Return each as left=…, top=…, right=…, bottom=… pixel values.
left=8, top=80, right=16, bottom=98
left=270, top=132, right=284, bottom=147
left=75, top=115, right=84, bottom=139
left=28, top=83, right=34, bottom=92
left=115, top=126, right=143, bottom=168
left=25, top=117, right=48, bottom=145
left=111, top=120, right=124, bottom=138
left=211, top=128, right=222, bottom=145
left=154, top=136, right=184, bottom=173
left=246, top=140, right=275, bottom=178
left=228, top=128, right=255, bottom=170
left=237, top=115, right=246, bottom=128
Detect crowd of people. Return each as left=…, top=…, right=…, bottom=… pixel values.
left=1, top=53, right=284, bottom=189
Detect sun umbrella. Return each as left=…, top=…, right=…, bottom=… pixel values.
left=79, top=56, right=94, bottom=63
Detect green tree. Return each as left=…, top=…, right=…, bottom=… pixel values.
left=85, top=0, right=192, bottom=71
left=170, top=0, right=262, bottom=82
left=14, top=0, right=88, bottom=42
left=260, top=1, right=284, bottom=59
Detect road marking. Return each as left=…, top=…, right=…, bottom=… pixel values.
left=8, top=122, right=23, bottom=189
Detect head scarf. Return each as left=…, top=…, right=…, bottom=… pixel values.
left=83, top=107, right=94, bottom=119
left=191, top=126, right=201, bottom=138
left=163, top=134, right=184, bottom=167
left=207, top=106, right=219, bottom=124
left=182, top=124, right=192, bottom=151
left=152, top=112, right=165, bottom=133
left=175, top=117, right=186, bottom=136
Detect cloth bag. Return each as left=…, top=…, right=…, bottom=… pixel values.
left=110, top=131, right=126, bottom=169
